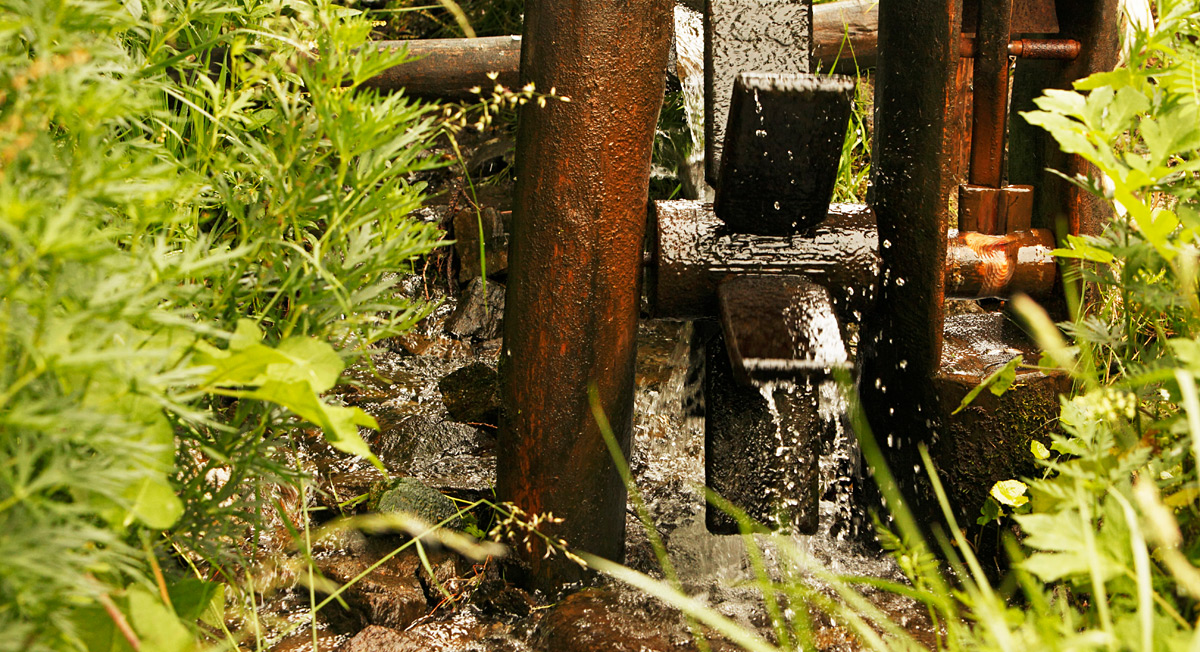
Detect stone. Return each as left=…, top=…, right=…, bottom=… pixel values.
left=453, top=206, right=509, bottom=283
left=531, top=589, right=740, bottom=652
left=369, top=409, right=488, bottom=473
left=445, top=278, right=505, bottom=341
left=317, top=541, right=430, bottom=631
left=437, top=362, right=500, bottom=426
left=369, top=477, right=462, bottom=530
left=339, top=625, right=408, bottom=652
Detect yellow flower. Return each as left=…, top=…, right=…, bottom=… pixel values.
left=990, top=480, right=1029, bottom=508
left=1031, top=440, right=1050, bottom=460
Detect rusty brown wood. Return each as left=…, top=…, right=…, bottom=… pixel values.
left=1008, top=0, right=1121, bottom=239
left=495, top=0, right=672, bottom=591
left=962, top=0, right=1059, bottom=34
left=648, top=200, right=1055, bottom=321
left=362, top=37, right=522, bottom=99
left=968, top=0, right=1014, bottom=198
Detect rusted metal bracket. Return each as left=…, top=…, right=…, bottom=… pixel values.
left=959, top=36, right=1081, bottom=59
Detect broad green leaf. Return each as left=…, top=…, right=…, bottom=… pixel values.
left=1101, top=86, right=1149, bottom=136
left=1033, top=88, right=1088, bottom=117
left=72, top=604, right=135, bottom=652
left=199, top=343, right=292, bottom=386
left=269, top=337, right=344, bottom=393
left=1022, top=552, right=1092, bottom=582
left=123, top=0, right=143, bottom=19
left=249, top=380, right=382, bottom=469
left=1163, top=487, right=1200, bottom=508
left=1074, top=67, right=1138, bottom=91
left=168, top=579, right=224, bottom=627
left=1051, top=234, right=1114, bottom=263
left=1169, top=338, right=1200, bottom=368
left=977, top=497, right=1002, bottom=526
left=125, top=476, right=183, bottom=529
left=990, top=479, right=1029, bottom=508
left=1016, top=511, right=1086, bottom=552
left=229, top=319, right=262, bottom=351
left=128, top=587, right=194, bottom=652
left=1021, top=110, right=1100, bottom=159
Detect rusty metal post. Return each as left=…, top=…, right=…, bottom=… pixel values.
left=496, top=0, right=672, bottom=590
left=857, top=0, right=961, bottom=523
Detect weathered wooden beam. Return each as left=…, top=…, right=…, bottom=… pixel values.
left=366, top=0, right=879, bottom=98
left=812, top=0, right=878, bottom=72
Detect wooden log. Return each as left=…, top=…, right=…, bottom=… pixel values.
left=366, top=0, right=879, bottom=98
left=812, top=0, right=878, bottom=73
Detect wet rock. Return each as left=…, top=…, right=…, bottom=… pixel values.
left=370, top=410, right=487, bottom=472
left=453, top=206, right=509, bottom=283
left=339, top=625, right=407, bottom=652
left=465, top=137, right=516, bottom=180
left=532, top=589, right=737, bottom=652
left=374, top=611, right=526, bottom=652
left=271, top=629, right=348, bottom=652
left=317, top=540, right=430, bottom=631
left=370, top=477, right=462, bottom=529
left=445, top=278, right=505, bottom=340
left=438, top=362, right=500, bottom=426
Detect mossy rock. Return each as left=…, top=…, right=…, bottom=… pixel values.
left=369, top=477, right=462, bottom=530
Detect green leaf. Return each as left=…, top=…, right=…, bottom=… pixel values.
left=229, top=319, right=262, bottom=351
left=167, top=579, right=224, bottom=627
left=269, top=337, right=344, bottom=393
left=128, top=586, right=194, bottom=652
left=952, top=355, right=1023, bottom=414
left=248, top=381, right=382, bottom=469
left=1074, top=67, right=1138, bottom=92
left=1031, top=440, right=1051, bottom=460
left=976, top=497, right=1003, bottom=526
left=125, top=477, right=183, bottom=529
left=1022, top=552, right=1092, bottom=582
left=72, top=604, right=136, bottom=652
left=123, top=0, right=143, bottom=19
left=1051, top=234, right=1114, bottom=263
